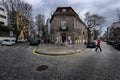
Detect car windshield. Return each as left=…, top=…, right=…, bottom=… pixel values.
left=32, top=40, right=37, bottom=42
left=89, top=41, right=95, bottom=43
left=3, top=39, right=10, bottom=42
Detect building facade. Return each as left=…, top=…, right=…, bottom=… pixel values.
left=107, top=21, right=120, bottom=40
left=50, top=7, right=88, bottom=44
left=0, top=4, right=8, bottom=26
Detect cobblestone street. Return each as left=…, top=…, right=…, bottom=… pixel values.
left=0, top=42, right=120, bottom=80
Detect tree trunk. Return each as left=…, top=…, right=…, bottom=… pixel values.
left=87, top=28, right=91, bottom=42
left=15, top=31, right=21, bottom=43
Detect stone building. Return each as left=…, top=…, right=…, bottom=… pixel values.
left=107, top=21, right=120, bottom=40
left=50, top=7, right=88, bottom=44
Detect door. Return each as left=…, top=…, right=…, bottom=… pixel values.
left=61, top=33, right=66, bottom=43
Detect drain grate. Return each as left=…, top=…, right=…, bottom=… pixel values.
left=36, top=65, right=48, bottom=71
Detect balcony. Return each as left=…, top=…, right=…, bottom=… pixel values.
left=59, top=26, right=68, bottom=31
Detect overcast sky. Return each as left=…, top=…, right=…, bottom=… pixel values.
left=21, top=0, right=120, bottom=34
left=1, top=0, right=120, bottom=34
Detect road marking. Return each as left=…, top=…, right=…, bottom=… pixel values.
left=32, top=48, right=49, bottom=57
left=32, top=48, right=87, bottom=57
left=33, top=48, right=37, bottom=54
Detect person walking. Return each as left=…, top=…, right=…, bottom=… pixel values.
left=95, top=39, right=102, bottom=51
left=69, top=39, right=72, bottom=47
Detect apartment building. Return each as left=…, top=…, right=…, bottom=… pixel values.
left=0, top=4, right=8, bottom=26
left=50, top=7, right=88, bottom=44
left=107, top=21, right=120, bottom=40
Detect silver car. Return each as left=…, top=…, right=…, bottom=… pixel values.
left=1, top=39, right=15, bottom=46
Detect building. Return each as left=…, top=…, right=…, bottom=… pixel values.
left=46, top=18, right=51, bottom=37
left=111, top=21, right=120, bottom=40
left=102, top=31, right=107, bottom=41
left=50, top=7, right=88, bottom=44
left=0, top=4, right=8, bottom=26
left=44, top=18, right=51, bottom=41
left=0, top=4, right=9, bottom=37
left=107, top=27, right=111, bottom=40
left=107, top=21, right=120, bottom=40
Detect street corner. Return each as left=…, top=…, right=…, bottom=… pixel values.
left=32, top=48, right=38, bottom=55
left=32, top=48, right=52, bottom=56
left=32, top=47, right=86, bottom=56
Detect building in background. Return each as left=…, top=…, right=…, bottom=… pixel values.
left=44, top=18, right=51, bottom=42
left=50, top=7, right=88, bottom=44
left=107, top=27, right=112, bottom=40
left=0, top=4, right=8, bottom=26
left=102, top=31, right=107, bottom=41
left=0, top=4, right=9, bottom=37
left=46, top=19, right=51, bottom=37
left=106, top=21, right=120, bottom=41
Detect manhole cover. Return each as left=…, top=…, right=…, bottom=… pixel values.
left=36, top=65, right=48, bottom=71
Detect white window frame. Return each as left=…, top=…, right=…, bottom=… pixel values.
left=61, top=20, right=67, bottom=30
left=62, top=9, right=66, bottom=12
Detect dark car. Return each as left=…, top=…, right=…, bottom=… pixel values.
left=117, top=42, right=120, bottom=50
left=107, top=40, right=114, bottom=45
left=113, top=40, right=120, bottom=50
left=87, top=41, right=96, bottom=48
left=30, top=39, right=39, bottom=46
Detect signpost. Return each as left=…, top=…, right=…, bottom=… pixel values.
left=39, top=31, right=43, bottom=37
left=9, top=31, right=13, bottom=37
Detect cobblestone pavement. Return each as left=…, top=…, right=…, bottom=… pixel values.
left=0, top=42, right=120, bottom=80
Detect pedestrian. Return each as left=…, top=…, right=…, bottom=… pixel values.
left=55, top=36, right=60, bottom=48
left=69, top=40, right=72, bottom=47
left=95, top=39, right=102, bottom=51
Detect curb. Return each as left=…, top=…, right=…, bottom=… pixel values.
left=35, top=48, right=86, bottom=56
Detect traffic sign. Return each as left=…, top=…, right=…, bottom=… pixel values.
left=39, top=31, right=43, bottom=37
left=9, top=31, right=13, bottom=37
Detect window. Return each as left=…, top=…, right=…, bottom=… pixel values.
left=0, top=21, right=4, bottom=25
left=62, top=9, right=66, bottom=12
left=0, top=14, right=6, bottom=19
left=0, top=7, right=4, bottom=11
left=61, top=21, right=66, bottom=26
left=61, top=21, right=67, bottom=30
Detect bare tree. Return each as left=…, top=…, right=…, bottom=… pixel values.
left=85, top=12, right=105, bottom=41
left=2, top=0, right=32, bottom=42
left=35, top=14, right=45, bottom=39
left=26, top=17, right=35, bottom=40
left=93, top=29, right=100, bottom=40
left=116, top=8, right=120, bottom=20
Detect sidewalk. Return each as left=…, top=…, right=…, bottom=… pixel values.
left=36, top=43, right=86, bottom=56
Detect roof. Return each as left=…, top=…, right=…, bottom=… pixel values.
left=50, top=7, right=87, bottom=27
left=111, top=21, right=120, bottom=28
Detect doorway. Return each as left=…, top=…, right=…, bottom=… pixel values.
left=61, top=33, right=66, bottom=43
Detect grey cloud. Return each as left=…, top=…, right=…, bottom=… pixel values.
left=29, top=0, right=120, bottom=33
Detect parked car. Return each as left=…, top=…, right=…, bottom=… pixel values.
left=113, top=40, right=120, bottom=50
left=107, top=40, right=114, bottom=45
left=17, top=39, right=25, bottom=43
left=1, top=39, right=15, bottom=46
left=87, top=41, right=96, bottom=48
left=30, top=39, right=39, bottom=46
left=117, top=42, right=120, bottom=50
